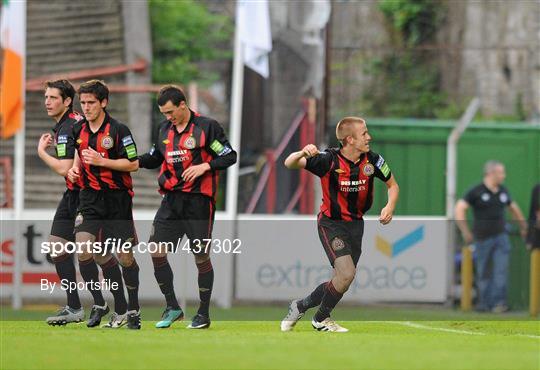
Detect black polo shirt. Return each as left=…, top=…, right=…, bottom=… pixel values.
left=463, top=183, right=512, bottom=240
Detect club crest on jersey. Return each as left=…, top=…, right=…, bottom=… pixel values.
left=184, top=136, right=196, bottom=149
left=331, top=237, right=345, bottom=252
left=74, top=213, right=84, bottom=227
left=362, top=163, right=375, bottom=176
left=101, top=135, right=114, bottom=149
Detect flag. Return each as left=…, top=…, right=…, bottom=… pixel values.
left=1, top=0, right=26, bottom=139
left=236, top=0, right=272, bottom=78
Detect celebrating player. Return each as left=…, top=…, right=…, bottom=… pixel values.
left=67, top=80, right=141, bottom=329
left=281, top=116, right=399, bottom=332
left=136, top=85, right=237, bottom=329
left=38, top=79, right=106, bottom=325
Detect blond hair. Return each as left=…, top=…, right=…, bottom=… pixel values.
left=336, top=117, right=366, bottom=145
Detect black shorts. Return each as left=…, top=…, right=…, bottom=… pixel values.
left=74, top=189, right=137, bottom=245
left=317, top=214, right=364, bottom=267
left=50, top=189, right=80, bottom=242
left=150, top=191, right=215, bottom=254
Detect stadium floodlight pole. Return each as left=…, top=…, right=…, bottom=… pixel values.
left=445, top=97, right=479, bottom=305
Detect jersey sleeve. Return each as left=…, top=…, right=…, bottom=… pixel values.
left=56, top=123, right=76, bottom=160
left=138, top=142, right=164, bottom=169
left=462, top=186, right=477, bottom=205
left=206, top=120, right=237, bottom=171
left=305, top=150, right=333, bottom=177
left=116, top=124, right=138, bottom=162
left=371, top=152, right=392, bottom=182
left=501, top=186, right=512, bottom=205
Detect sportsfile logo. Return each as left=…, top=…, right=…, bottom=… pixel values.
left=376, top=226, right=424, bottom=258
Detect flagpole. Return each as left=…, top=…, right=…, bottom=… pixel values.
left=223, top=10, right=245, bottom=309
left=12, top=0, right=27, bottom=310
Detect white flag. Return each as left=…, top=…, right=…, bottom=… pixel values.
left=236, top=0, right=272, bottom=78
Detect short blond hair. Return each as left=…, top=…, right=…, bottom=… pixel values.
left=336, top=117, right=366, bottom=145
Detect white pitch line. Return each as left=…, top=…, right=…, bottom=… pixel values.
left=367, top=321, right=540, bottom=339
left=397, top=321, right=486, bottom=336
left=515, top=334, right=540, bottom=339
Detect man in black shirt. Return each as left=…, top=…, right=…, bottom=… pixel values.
left=455, top=160, right=527, bottom=312
left=527, top=183, right=540, bottom=249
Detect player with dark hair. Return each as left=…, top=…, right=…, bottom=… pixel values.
left=67, top=79, right=141, bottom=329
left=281, top=117, right=399, bottom=332
left=135, top=84, right=237, bottom=329
left=38, top=79, right=105, bottom=325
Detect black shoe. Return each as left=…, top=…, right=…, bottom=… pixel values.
left=187, top=313, right=211, bottom=329
left=127, top=310, right=141, bottom=330
left=87, top=303, right=110, bottom=328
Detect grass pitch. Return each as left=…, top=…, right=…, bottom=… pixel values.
left=1, top=306, right=538, bottom=370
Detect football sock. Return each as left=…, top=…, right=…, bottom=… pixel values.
left=78, top=257, right=105, bottom=306
left=100, top=257, right=127, bottom=314
left=196, top=259, right=214, bottom=317
left=152, top=256, right=180, bottom=310
left=121, top=259, right=140, bottom=311
left=52, top=253, right=81, bottom=310
left=314, top=281, right=344, bottom=322
left=297, top=281, right=328, bottom=313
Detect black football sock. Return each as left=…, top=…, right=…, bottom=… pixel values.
left=78, top=257, right=105, bottom=306
left=314, top=281, right=344, bottom=322
left=297, top=281, right=328, bottom=313
left=196, top=259, right=214, bottom=317
left=121, top=259, right=140, bottom=311
left=152, top=256, right=180, bottom=310
left=52, top=253, right=81, bottom=310
left=100, top=257, right=128, bottom=315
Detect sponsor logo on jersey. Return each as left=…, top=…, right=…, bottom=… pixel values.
left=122, top=135, right=134, bottom=146
left=57, top=135, right=68, bottom=144
left=167, top=150, right=187, bottom=156
left=210, top=139, right=232, bottom=156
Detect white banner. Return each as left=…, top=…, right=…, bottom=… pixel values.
left=235, top=216, right=448, bottom=302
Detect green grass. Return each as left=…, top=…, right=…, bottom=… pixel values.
left=1, top=307, right=539, bottom=370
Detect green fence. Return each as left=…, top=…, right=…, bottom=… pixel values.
left=367, top=119, right=540, bottom=309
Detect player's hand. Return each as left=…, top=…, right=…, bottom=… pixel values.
left=520, top=226, right=528, bottom=241
left=82, top=147, right=104, bottom=166
left=379, top=205, right=394, bottom=225
left=38, top=133, right=53, bottom=152
left=67, top=166, right=80, bottom=183
left=301, top=144, right=319, bottom=159
left=462, top=230, right=474, bottom=245
left=182, top=163, right=210, bottom=183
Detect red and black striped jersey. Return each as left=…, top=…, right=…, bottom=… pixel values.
left=138, top=110, right=237, bottom=201
left=52, top=109, right=84, bottom=190
left=73, top=112, right=138, bottom=195
left=305, top=148, right=392, bottom=221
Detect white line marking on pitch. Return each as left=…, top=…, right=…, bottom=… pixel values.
left=368, top=321, right=540, bottom=339
left=397, top=321, right=486, bottom=335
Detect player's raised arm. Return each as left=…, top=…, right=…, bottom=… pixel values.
left=37, top=133, right=74, bottom=177
left=284, top=144, right=319, bottom=169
